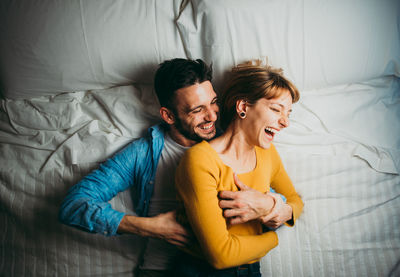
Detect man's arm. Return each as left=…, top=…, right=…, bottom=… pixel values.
left=58, top=152, right=135, bottom=236
left=59, top=138, right=190, bottom=245
left=118, top=211, right=190, bottom=247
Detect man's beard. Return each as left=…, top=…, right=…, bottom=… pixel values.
left=173, top=115, right=213, bottom=142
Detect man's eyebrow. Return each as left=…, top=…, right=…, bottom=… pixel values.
left=187, top=105, right=203, bottom=112
left=187, top=96, right=218, bottom=112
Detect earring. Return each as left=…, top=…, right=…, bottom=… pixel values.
left=239, top=112, right=246, bottom=119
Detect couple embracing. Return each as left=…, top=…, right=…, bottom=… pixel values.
left=59, top=58, right=303, bottom=277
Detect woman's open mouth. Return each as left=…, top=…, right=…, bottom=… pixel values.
left=265, top=127, right=277, bottom=139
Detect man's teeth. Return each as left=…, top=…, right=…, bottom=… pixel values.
left=265, top=127, right=277, bottom=134
left=201, top=123, right=213, bottom=130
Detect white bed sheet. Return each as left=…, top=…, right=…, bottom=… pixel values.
left=0, top=80, right=399, bottom=276
left=263, top=151, right=400, bottom=277
left=0, top=0, right=186, bottom=99
left=275, top=76, right=400, bottom=174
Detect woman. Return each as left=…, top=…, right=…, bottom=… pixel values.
left=174, top=61, right=304, bottom=276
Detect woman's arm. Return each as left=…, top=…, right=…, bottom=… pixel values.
left=175, top=148, right=278, bottom=269
left=267, top=145, right=303, bottom=226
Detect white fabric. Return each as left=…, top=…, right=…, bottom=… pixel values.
left=0, top=0, right=399, bottom=276
left=141, top=133, right=189, bottom=270
left=274, top=76, right=400, bottom=174
left=262, top=151, right=400, bottom=277
left=176, top=0, right=400, bottom=92
left=0, top=0, right=186, bottom=99
left=1, top=82, right=399, bottom=276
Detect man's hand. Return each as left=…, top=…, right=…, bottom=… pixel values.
left=259, top=192, right=293, bottom=229
left=117, top=210, right=191, bottom=247
left=218, top=174, right=275, bottom=225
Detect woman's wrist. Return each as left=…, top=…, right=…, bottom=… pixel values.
left=258, top=194, right=276, bottom=223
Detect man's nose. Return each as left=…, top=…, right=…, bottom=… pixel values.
left=205, top=106, right=218, bottom=122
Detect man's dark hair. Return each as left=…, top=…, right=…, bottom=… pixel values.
left=154, top=58, right=213, bottom=110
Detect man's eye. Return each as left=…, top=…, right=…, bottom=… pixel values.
left=192, top=108, right=202, bottom=113
left=211, top=98, right=218, bottom=104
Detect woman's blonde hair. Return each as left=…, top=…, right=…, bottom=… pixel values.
left=219, top=60, right=300, bottom=130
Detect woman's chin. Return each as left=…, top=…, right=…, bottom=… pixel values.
left=258, top=141, right=272, bottom=149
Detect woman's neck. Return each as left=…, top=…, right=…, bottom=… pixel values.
left=209, top=124, right=256, bottom=173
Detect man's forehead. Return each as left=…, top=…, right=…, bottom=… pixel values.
left=173, top=81, right=216, bottom=110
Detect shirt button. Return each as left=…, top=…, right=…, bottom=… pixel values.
left=149, top=181, right=154, bottom=184
left=103, top=231, right=108, bottom=235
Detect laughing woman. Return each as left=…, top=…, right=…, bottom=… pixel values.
left=174, top=61, right=304, bottom=276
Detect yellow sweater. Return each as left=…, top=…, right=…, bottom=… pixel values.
left=175, top=141, right=303, bottom=269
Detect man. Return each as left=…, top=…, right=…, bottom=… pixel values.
left=59, top=58, right=290, bottom=276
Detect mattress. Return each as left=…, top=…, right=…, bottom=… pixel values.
left=1, top=77, right=399, bottom=276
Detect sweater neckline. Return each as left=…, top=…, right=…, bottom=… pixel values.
left=199, top=140, right=260, bottom=176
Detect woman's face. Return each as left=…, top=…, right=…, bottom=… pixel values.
left=243, top=90, right=293, bottom=149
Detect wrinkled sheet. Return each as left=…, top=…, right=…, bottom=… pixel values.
left=176, top=0, right=400, bottom=93
left=1, top=80, right=399, bottom=276
left=0, top=0, right=186, bottom=98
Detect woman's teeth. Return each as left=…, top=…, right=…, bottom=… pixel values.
left=265, top=127, right=276, bottom=135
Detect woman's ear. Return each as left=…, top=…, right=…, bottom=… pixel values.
left=236, top=99, right=248, bottom=116
left=159, top=107, right=175, bottom=125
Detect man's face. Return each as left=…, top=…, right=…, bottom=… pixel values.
left=171, top=81, right=219, bottom=146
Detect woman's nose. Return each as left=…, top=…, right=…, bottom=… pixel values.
left=279, top=115, right=289, bottom=128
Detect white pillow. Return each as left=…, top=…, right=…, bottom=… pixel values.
left=177, top=0, right=400, bottom=91
left=0, top=0, right=185, bottom=99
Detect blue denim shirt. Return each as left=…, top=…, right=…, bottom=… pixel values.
left=59, top=124, right=166, bottom=236
left=59, top=123, right=284, bottom=236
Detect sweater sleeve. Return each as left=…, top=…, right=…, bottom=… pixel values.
left=175, top=147, right=278, bottom=269
left=270, top=145, right=303, bottom=226
left=58, top=139, right=147, bottom=236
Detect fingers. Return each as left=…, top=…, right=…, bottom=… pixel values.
left=218, top=190, right=238, bottom=200
left=260, top=209, right=278, bottom=224
left=167, top=232, right=192, bottom=247
left=223, top=207, right=244, bottom=218
left=233, top=173, right=251, bottom=191
left=229, top=216, right=247, bottom=225
left=219, top=198, right=245, bottom=209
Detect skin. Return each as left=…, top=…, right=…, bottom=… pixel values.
left=160, top=81, right=219, bottom=147
left=215, top=90, right=294, bottom=227
left=117, top=81, right=219, bottom=246
left=119, top=83, right=293, bottom=245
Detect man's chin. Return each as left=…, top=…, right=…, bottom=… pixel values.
left=197, top=129, right=216, bottom=141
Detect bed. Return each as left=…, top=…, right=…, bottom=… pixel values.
left=1, top=0, right=399, bottom=276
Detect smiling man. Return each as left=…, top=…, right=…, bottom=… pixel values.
left=59, top=59, right=219, bottom=276
left=58, top=58, right=287, bottom=277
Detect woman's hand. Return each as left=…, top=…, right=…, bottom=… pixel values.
left=218, top=174, right=275, bottom=225
left=259, top=192, right=293, bottom=229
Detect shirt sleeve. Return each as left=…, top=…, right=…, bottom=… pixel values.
left=270, top=145, right=304, bottom=226
left=58, top=139, right=144, bottom=236
left=175, top=147, right=279, bottom=269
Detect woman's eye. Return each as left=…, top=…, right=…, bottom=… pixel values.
left=271, top=108, right=280, bottom=113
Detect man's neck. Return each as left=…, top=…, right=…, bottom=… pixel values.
left=167, top=127, right=197, bottom=148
